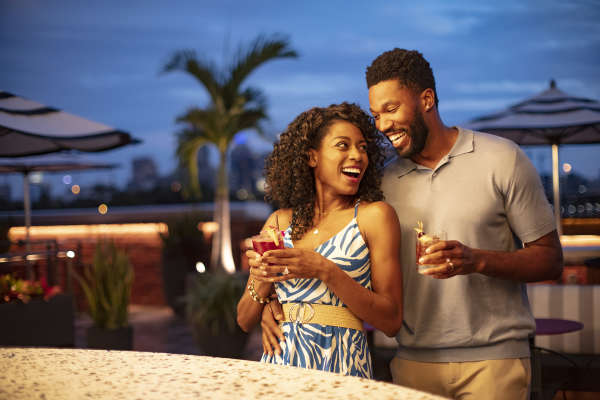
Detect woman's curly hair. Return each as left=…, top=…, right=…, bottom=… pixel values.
left=264, top=102, right=386, bottom=240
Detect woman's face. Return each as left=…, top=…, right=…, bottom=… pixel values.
left=309, top=119, right=369, bottom=196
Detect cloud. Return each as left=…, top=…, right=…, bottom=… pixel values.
left=453, top=80, right=547, bottom=94
left=452, top=78, right=600, bottom=102
left=166, top=87, right=210, bottom=103
left=257, top=73, right=360, bottom=97
left=79, top=72, right=150, bottom=89
left=440, top=98, right=519, bottom=112
left=535, top=37, right=600, bottom=50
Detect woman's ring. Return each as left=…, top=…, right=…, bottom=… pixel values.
left=446, top=258, right=454, bottom=272
left=283, top=266, right=290, bottom=275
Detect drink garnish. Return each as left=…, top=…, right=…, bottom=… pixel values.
left=265, top=226, right=280, bottom=247
left=414, top=221, right=434, bottom=241
left=414, top=221, right=425, bottom=238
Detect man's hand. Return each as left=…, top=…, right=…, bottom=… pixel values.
left=418, top=231, right=563, bottom=282
left=418, top=240, right=481, bottom=279
left=261, top=298, right=284, bottom=356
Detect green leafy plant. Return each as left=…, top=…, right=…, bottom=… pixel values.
left=74, top=240, right=133, bottom=330
left=0, top=274, right=61, bottom=304
left=159, top=213, right=208, bottom=263
left=159, top=214, right=209, bottom=315
left=186, top=271, right=247, bottom=336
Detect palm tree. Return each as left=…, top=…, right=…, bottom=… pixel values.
left=164, top=34, right=297, bottom=273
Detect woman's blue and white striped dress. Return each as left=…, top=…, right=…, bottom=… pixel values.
left=261, top=205, right=373, bottom=378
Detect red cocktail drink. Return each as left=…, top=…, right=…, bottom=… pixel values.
left=251, top=230, right=284, bottom=255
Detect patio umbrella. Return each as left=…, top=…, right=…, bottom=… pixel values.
left=0, top=91, right=140, bottom=157
left=0, top=90, right=139, bottom=276
left=466, top=79, right=600, bottom=235
left=0, top=155, right=117, bottom=275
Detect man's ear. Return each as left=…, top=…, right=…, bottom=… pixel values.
left=308, top=149, right=317, bottom=167
left=421, top=88, right=435, bottom=112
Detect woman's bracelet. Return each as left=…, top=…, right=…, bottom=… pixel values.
left=248, top=279, right=271, bottom=304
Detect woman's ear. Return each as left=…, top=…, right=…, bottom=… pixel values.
left=308, top=149, right=317, bottom=167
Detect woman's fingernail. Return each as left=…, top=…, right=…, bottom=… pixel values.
left=418, top=257, right=425, bottom=263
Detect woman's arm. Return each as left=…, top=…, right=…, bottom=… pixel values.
left=236, top=211, right=282, bottom=332
left=259, top=202, right=403, bottom=337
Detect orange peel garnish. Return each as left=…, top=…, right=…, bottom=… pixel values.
left=414, top=221, right=424, bottom=234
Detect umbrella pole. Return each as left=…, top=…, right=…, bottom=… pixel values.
left=551, top=144, right=562, bottom=237
left=23, top=172, right=33, bottom=280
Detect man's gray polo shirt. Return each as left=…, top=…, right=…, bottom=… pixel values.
left=382, top=127, right=556, bottom=362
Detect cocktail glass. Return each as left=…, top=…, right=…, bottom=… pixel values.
left=251, top=229, right=284, bottom=255
left=415, top=223, right=446, bottom=274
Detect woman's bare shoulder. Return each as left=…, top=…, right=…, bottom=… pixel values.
left=270, top=208, right=293, bottom=228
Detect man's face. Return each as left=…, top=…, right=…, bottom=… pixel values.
left=368, top=79, right=429, bottom=159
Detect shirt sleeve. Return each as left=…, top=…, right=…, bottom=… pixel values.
left=504, top=145, right=556, bottom=243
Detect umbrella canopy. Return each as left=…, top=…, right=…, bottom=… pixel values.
left=0, top=91, right=140, bottom=157
left=466, top=80, right=600, bottom=235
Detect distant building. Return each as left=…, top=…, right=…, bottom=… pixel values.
left=129, top=157, right=159, bottom=191
left=230, top=143, right=266, bottom=200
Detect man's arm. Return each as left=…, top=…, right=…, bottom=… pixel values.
left=420, top=230, right=563, bottom=282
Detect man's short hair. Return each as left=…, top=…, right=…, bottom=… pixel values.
left=365, top=49, right=439, bottom=107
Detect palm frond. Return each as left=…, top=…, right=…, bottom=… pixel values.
left=241, top=87, right=268, bottom=110
left=225, top=34, right=298, bottom=96
left=236, top=108, right=268, bottom=136
left=177, top=107, right=225, bottom=144
left=163, top=50, right=222, bottom=103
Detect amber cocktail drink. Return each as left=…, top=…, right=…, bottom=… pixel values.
left=415, top=222, right=446, bottom=273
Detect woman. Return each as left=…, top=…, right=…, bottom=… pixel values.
left=237, top=102, right=402, bottom=378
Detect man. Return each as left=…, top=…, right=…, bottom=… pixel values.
left=365, top=48, right=562, bottom=399
left=261, top=49, right=563, bottom=399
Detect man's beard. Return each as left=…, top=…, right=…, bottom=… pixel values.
left=397, top=107, right=428, bottom=159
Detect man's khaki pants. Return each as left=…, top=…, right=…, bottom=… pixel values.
left=390, top=357, right=531, bottom=400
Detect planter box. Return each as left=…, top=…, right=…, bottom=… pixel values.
left=0, top=293, right=74, bottom=347
left=87, top=325, right=133, bottom=350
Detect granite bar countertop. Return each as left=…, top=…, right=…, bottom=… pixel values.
left=0, top=347, right=446, bottom=399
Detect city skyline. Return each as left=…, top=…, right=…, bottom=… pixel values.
left=1, top=0, right=599, bottom=201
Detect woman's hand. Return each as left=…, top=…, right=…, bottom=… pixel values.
left=245, top=249, right=275, bottom=298
left=253, top=248, right=334, bottom=283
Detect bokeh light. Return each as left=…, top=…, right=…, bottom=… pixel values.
left=236, top=188, right=249, bottom=200
left=196, top=262, right=206, bottom=273
left=98, top=203, right=108, bottom=215
left=562, top=163, right=572, bottom=173
left=256, top=178, right=266, bottom=193
left=170, top=181, right=182, bottom=192
left=62, top=175, right=72, bottom=185
left=29, top=172, right=43, bottom=184
left=71, top=184, right=80, bottom=194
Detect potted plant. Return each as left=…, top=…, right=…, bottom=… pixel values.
left=74, top=240, right=134, bottom=350
left=0, top=273, right=73, bottom=346
left=159, top=213, right=209, bottom=316
left=186, top=271, right=249, bottom=358
left=0, top=218, right=12, bottom=253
